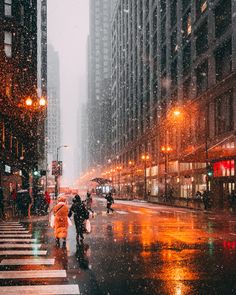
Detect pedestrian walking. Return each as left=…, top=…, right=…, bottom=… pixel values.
left=68, top=195, right=89, bottom=244
left=53, top=195, right=69, bottom=248
left=16, top=188, right=32, bottom=217
left=86, top=192, right=94, bottom=215
left=0, top=187, right=4, bottom=219
left=203, top=190, right=212, bottom=210
left=44, top=191, right=51, bottom=214
left=105, top=192, right=114, bottom=214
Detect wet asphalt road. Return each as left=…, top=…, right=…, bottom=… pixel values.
left=1, top=197, right=236, bottom=294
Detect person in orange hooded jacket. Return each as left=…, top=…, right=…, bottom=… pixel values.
left=53, top=196, right=68, bottom=247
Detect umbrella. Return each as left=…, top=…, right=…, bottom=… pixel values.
left=91, top=178, right=112, bottom=185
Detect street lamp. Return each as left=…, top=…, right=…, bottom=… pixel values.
left=116, top=166, right=122, bottom=196
left=55, top=145, right=69, bottom=198
left=141, top=155, right=150, bottom=200
left=128, top=160, right=135, bottom=198
left=161, top=145, right=172, bottom=199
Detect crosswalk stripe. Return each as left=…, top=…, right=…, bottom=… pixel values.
left=0, top=234, right=32, bottom=238
left=0, top=238, right=37, bottom=243
left=0, top=228, right=25, bottom=231
left=130, top=210, right=142, bottom=214
left=116, top=210, right=128, bottom=214
left=0, top=270, right=66, bottom=279
left=0, top=231, right=29, bottom=234
left=0, top=250, right=47, bottom=255
left=0, top=284, right=80, bottom=294
left=0, top=258, right=55, bottom=265
left=0, top=243, right=41, bottom=249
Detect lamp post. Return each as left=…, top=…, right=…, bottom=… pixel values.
left=128, top=161, right=135, bottom=198
left=161, top=145, right=172, bottom=198
left=55, top=145, right=68, bottom=198
left=116, top=166, right=122, bottom=196
left=141, top=155, right=150, bottom=200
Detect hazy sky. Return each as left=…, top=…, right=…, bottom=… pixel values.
left=48, top=0, right=89, bottom=186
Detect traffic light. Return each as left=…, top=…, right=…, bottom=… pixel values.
left=207, top=164, right=214, bottom=178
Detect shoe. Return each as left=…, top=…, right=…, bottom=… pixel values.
left=55, top=238, right=60, bottom=247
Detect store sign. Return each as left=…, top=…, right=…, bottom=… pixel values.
left=5, top=165, right=11, bottom=173
left=213, top=160, right=235, bottom=177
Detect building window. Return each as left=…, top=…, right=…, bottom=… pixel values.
left=196, top=60, right=208, bottom=96
left=196, top=0, right=207, bottom=18
left=171, top=0, right=177, bottom=27
left=195, top=21, right=208, bottom=56
left=5, top=73, right=12, bottom=97
left=183, top=10, right=191, bottom=37
left=215, top=0, right=231, bottom=38
left=4, top=32, right=12, bottom=58
left=183, top=77, right=191, bottom=100
left=182, top=0, right=191, bottom=12
left=215, top=39, right=232, bottom=82
left=171, top=59, right=178, bottom=88
left=171, top=29, right=177, bottom=57
left=4, top=0, right=12, bottom=17
left=215, top=90, right=234, bottom=135
left=183, top=42, right=191, bottom=75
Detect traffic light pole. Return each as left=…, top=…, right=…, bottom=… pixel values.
left=205, top=106, right=210, bottom=191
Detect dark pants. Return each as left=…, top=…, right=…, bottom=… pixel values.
left=0, top=203, right=4, bottom=218
left=107, top=203, right=114, bottom=213
left=75, top=218, right=85, bottom=242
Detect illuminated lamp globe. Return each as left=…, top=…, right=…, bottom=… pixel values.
left=39, top=97, right=46, bottom=106
left=25, top=97, right=33, bottom=106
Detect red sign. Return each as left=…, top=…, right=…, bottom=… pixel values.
left=213, top=160, right=235, bottom=177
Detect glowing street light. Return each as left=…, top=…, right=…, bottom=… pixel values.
left=25, top=97, right=33, bottom=106
left=39, top=97, right=46, bottom=106
left=141, top=154, right=150, bottom=200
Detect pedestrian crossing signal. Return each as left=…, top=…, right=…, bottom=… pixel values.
left=207, top=164, right=213, bottom=177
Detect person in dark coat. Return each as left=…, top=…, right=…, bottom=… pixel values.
left=16, top=189, right=31, bottom=217
left=0, top=187, right=4, bottom=219
left=68, top=195, right=89, bottom=244
left=105, top=192, right=114, bottom=214
left=86, top=192, right=94, bottom=215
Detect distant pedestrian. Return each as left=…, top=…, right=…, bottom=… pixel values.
left=44, top=191, right=51, bottom=214
left=68, top=195, right=89, bottom=244
left=0, top=187, right=4, bottom=219
left=53, top=196, right=69, bottom=248
left=105, top=192, right=114, bottom=214
left=86, top=192, right=94, bottom=215
left=203, top=190, right=212, bottom=210
left=16, top=188, right=32, bottom=217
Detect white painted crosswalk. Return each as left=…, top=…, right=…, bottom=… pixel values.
left=0, top=238, right=37, bottom=243
left=0, top=231, right=29, bottom=234
left=0, top=250, right=47, bottom=255
left=0, top=222, right=80, bottom=294
left=0, top=258, right=55, bottom=265
left=0, top=270, right=67, bottom=279
left=0, top=234, right=32, bottom=237
left=0, top=243, right=41, bottom=249
left=0, top=285, right=80, bottom=294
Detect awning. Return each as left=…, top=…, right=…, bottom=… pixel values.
left=90, top=178, right=112, bottom=185
left=180, top=134, right=236, bottom=163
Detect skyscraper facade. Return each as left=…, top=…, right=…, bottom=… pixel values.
left=110, top=0, right=236, bottom=208
left=87, top=0, right=117, bottom=168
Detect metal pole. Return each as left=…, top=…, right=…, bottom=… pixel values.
left=205, top=108, right=209, bottom=191
left=164, top=153, right=167, bottom=198
left=55, top=147, right=59, bottom=198
left=144, top=160, right=147, bottom=200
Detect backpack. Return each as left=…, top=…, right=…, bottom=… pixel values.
left=82, top=206, right=89, bottom=219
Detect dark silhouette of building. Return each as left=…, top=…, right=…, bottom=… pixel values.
left=0, top=0, right=47, bottom=198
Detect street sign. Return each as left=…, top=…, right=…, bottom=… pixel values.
left=52, top=161, right=63, bottom=176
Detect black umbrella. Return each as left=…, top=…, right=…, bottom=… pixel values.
left=91, top=178, right=112, bottom=185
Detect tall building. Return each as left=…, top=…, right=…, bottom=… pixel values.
left=0, top=0, right=47, bottom=197
left=47, top=44, right=61, bottom=163
left=110, top=0, right=236, bottom=208
left=87, top=0, right=117, bottom=168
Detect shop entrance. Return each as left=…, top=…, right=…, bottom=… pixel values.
left=214, top=179, right=235, bottom=209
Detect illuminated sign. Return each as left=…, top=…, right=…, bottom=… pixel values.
left=213, top=160, right=235, bottom=177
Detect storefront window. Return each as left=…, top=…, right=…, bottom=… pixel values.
left=213, top=160, right=235, bottom=177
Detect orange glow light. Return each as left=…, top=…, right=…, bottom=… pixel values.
left=39, top=97, right=46, bottom=106
left=25, top=97, right=33, bottom=106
